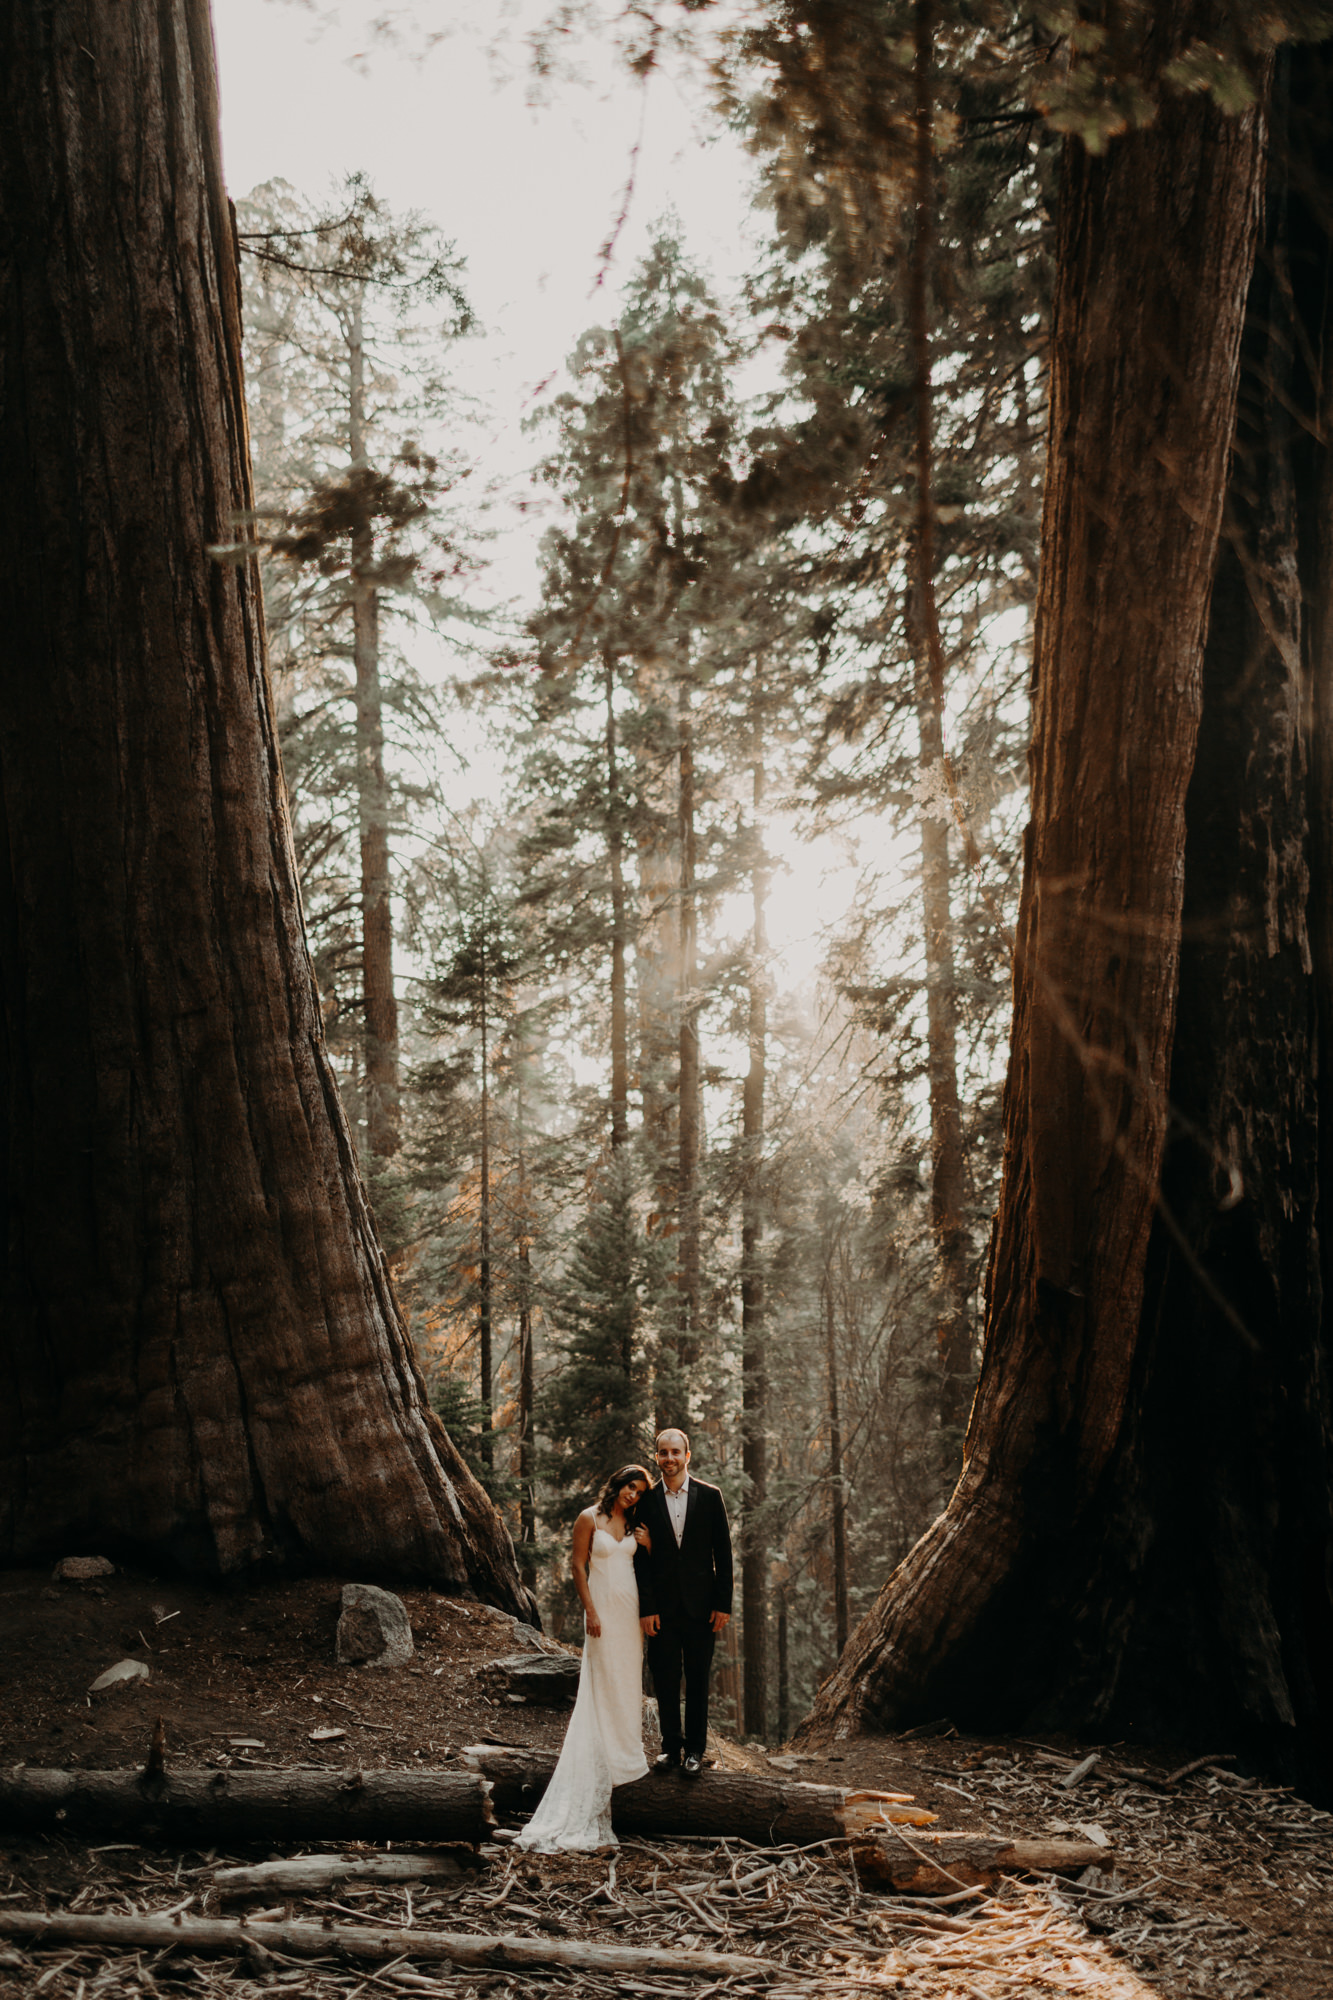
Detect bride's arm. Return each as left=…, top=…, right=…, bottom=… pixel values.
left=570, top=1509, right=602, bottom=1639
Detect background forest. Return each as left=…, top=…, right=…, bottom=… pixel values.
left=227, top=4, right=1044, bottom=1743
left=6, top=0, right=1333, bottom=1823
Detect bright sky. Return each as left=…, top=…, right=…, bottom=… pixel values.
left=212, top=0, right=895, bottom=999
left=214, top=1, right=761, bottom=582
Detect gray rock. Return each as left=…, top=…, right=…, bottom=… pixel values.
left=90, top=1658, right=149, bottom=1692
left=482, top=1652, right=581, bottom=1705
left=53, top=1556, right=115, bottom=1582
left=336, top=1583, right=414, bottom=1668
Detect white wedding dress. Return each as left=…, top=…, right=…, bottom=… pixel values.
left=516, top=1527, right=648, bottom=1851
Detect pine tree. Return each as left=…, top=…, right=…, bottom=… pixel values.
left=238, top=176, right=479, bottom=1157
left=539, top=1151, right=655, bottom=1510
left=412, top=886, right=527, bottom=1483
left=730, top=3, right=1047, bottom=1469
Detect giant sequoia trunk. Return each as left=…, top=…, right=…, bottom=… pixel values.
left=798, top=22, right=1333, bottom=1784
left=0, top=0, right=530, bottom=1613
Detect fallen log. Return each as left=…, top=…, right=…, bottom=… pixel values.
left=0, top=1766, right=493, bottom=1845
left=460, top=1745, right=936, bottom=1841
left=214, top=1853, right=468, bottom=1896
left=852, top=1831, right=1114, bottom=1893
left=0, top=1910, right=770, bottom=1982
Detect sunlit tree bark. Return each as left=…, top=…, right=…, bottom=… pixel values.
left=800, top=16, right=1290, bottom=1764
left=0, top=0, right=528, bottom=1611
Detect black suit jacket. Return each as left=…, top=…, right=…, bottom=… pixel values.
left=633, top=1476, right=733, bottom=1623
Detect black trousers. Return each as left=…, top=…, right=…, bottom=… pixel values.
left=646, top=1611, right=716, bottom=1758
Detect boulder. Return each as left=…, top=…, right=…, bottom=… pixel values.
left=481, top=1652, right=581, bottom=1705
left=335, top=1584, right=414, bottom=1668
left=53, top=1557, right=115, bottom=1582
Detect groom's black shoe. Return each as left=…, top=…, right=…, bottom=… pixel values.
left=682, top=1754, right=703, bottom=1780
left=652, top=1751, right=681, bottom=1775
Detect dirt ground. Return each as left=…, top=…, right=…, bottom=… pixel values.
left=1, top=1564, right=1331, bottom=1999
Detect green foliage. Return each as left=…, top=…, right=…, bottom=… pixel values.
left=538, top=1153, right=655, bottom=1515
left=236, top=175, right=483, bottom=1103
left=234, top=24, right=1070, bottom=1719
left=429, top=1366, right=517, bottom=1506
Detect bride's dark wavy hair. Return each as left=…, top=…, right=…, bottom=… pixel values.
left=596, top=1464, right=652, bottom=1518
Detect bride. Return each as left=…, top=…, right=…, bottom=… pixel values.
left=516, top=1463, right=653, bottom=1851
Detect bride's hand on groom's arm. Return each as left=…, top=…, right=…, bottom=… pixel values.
left=633, top=1525, right=652, bottom=1550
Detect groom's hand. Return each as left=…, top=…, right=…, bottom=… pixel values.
left=709, top=1610, right=730, bottom=1635
left=641, top=1614, right=659, bottom=1636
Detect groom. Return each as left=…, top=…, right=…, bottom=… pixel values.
left=634, top=1428, right=733, bottom=1779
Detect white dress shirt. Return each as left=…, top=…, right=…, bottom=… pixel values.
left=663, top=1473, right=690, bottom=1546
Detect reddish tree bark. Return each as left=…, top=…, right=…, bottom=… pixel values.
left=0, top=0, right=529, bottom=1612
left=800, top=14, right=1289, bottom=1764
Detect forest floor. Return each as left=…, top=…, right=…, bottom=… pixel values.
left=1, top=1565, right=1330, bottom=2000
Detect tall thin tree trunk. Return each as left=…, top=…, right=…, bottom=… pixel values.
left=824, top=1235, right=850, bottom=1659
left=606, top=654, right=630, bottom=1151
left=904, top=1, right=973, bottom=1462
left=908, top=566, right=974, bottom=1460
left=0, top=0, right=528, bottom=1612
left=477, top=970, right=493, bottom=1474
left=515, top=1094, right=536, bottom=1590
left=517, top=1260, right=535, bottom=1588
left=632, top=661, right=679, bottom=1252
left=741, top=710, right=769, bottom=1738
left=776, top=1589, right=791, bottom=1745
left=677, top=676, right=702, bottom=1376
left=799, top=8, right=1268, bottom=1752
left=348, top=289, right=399, bottom=1159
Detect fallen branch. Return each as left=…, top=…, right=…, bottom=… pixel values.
left=214, top=1854, right=469, bottom=1896
left=0, top=1766, right=493, bottom=1844
left=459, top=1746, right=935, bottom=1841
left=1164, top=1753, right=1236, bottom=1787
left=0, top=1909, right=770, bottom=1982
left=852, top=1831, right=1114, bottom=1893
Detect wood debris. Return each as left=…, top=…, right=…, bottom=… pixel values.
left=0, top=1734, right=1329, bottom=1999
